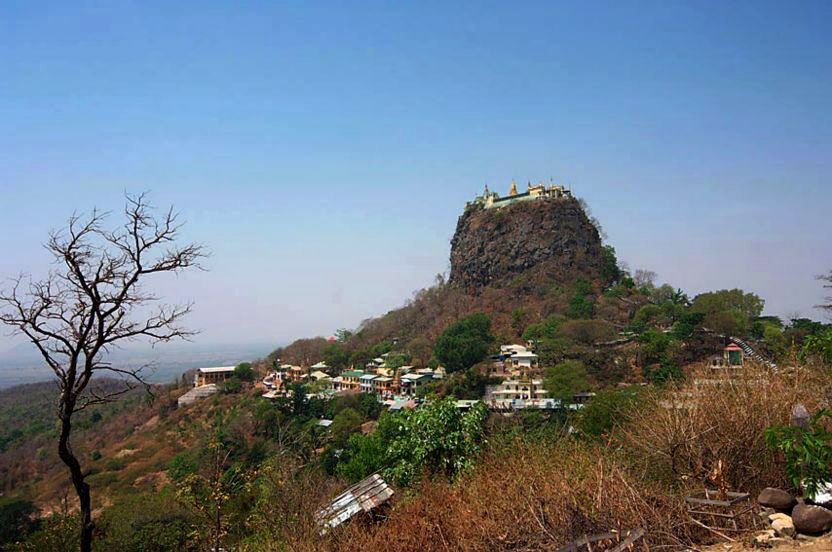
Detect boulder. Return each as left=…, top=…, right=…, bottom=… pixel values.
left=758, top=488, right=797, bottom=510
left=791, top=503, right=832, bottom=534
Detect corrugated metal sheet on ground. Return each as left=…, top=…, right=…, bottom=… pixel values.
left=317, top=473, right=394, bottom=530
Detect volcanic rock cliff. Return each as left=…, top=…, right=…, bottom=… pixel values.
left=449, top=197, right=604, bottom=289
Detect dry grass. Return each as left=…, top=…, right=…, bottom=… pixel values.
left=622, top=362, right=832, bottom=494
left=279, top=440, right=696, bottom=552
left=267, top=362, right=832, bottom=552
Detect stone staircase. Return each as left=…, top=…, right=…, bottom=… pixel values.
left=729, top=335, right=777, bottom=369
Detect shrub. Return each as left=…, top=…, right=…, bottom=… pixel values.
left=324, top=439, right=693, bottom=552
left=765, top=408, right=832, bottom=500
left=96, top=493, right=194, bottom=552
left=577, top=387, right=644, bottom=439
left=622, top=363, right=831, bottom=492
left=0, top=496, right=38, bottom=546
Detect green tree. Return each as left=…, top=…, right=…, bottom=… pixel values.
left=567, top=294, right=595, bottom=319
left=337, top=398, right=489, bottom=487
left=0, top=496, right=38, bottom=546
left=522, top=314, right=565, bottom=342
left=691, top=288, right=765, bottom=336
left=433, top=313, right=495, bottom=373
left=577, top=387, right=643, bottom=439
left=234, top=362, right=254, bottom=382
left=322, top=342, right=351, bottom=371
left=218, top=376, right=243, bottom=394
left=543, top=360, right=590, bottom=403
left=511, top=307, right=530, bottom=337
left=384, top=398, right=489, bottom=487
left=599, top=245, right=621, bottom=285
left=329, top=407, right=363, bottom=447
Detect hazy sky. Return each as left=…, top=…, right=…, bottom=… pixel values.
left=1, top=1, right=830, bottom=353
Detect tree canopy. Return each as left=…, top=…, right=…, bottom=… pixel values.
left=543, top=360, right=590, bottom=403
left=433, top=312, right=495, bottom=373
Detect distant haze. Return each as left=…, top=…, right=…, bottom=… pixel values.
left=1, top=2, right=830, bottom=356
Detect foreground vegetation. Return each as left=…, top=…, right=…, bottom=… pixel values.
left=2, top=358, right=830, bottom=551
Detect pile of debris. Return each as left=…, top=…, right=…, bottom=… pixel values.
left=753, top=487, right=832, bottom=548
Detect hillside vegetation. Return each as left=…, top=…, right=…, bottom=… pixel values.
left=3, top=196, right=832, bottom=551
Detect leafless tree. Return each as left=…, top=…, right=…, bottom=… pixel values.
left=817, top=270, right=832, bottom=318
left=633, top=268, right=658, bottom=290
left=0, top=193, right=205, bottom=552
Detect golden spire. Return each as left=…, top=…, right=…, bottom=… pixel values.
left=509, top=179, right=518, bottom=196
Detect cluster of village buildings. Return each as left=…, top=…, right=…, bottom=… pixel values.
left=259, top=355, right=448, bottom=402
left=184, top=343, right=593, bottom=409
left=180, top=338, right=753, bottom=409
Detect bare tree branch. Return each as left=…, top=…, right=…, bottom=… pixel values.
left=0, top=192, right=207, bottom=552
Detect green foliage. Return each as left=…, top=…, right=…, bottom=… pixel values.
left=105, top=457, right=127, bottom=471
left=218, top=376, right=243, bottom=394
left=599, top=245, right=621, bottom=285
left=338, top=398, right=489, bottom=487
left=511, top=307, right=529, bottom=336
left=557, top=319, right=616, bottom=345
left=322, top=342, right=351, bottom=371
left=637, top=330, right=682, bottom=384
left=384, top=398, right=489, bottom=487
left=329, top=407, right=363, bottom=447
left=670, top=311, right=704, bottom=340
left=691, top=288, right=764, bottom=336
left=96, top=493, right=194, bottom=552
left=420, top=366, right=494, bottom=400
left=168, top=452, right=198, bottom=482
left=10, top=512, right=79, bottom=552
left=234, top=363, right=254, bottom=382
left=543, top=360, right=590, bottom=402
left=801, top=328, right=832, bottom=363
left=335, top=413, right=400, bottom=482
left=383, top=352, right=411, bottom=370
left=567, top=294, right=595, bottom=320
left=574, top=278, right=593, bottom=296
left=522, top=314, right=564, bottom=342
left=567, top=294, right=594, bottom=319
left=335, top=328, right=353, bottom=342
left=326, top=392, right=382, bottom=421
left=433, top=312, right=495, bottom=373
left=0, top=496, right=38, bottom=546
left=577, top=387, right=644, bottom=439
left=765, top=409, right=832, bottom=499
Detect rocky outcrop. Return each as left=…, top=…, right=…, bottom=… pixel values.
left=449, top=198, right=604, bottom=289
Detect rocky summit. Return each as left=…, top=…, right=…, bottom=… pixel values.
left=449, top=194, right=604, bottom=289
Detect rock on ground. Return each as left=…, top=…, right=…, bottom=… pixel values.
left=791, top=503, right=832, bottom=535
left=758, top=488, right=797, bottom=510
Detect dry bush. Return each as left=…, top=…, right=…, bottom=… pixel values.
left=239, top=457, right=342, bottom=552
left=309, top=439, right=695, bottom=552
left=622, top=362, right=832, bottom=494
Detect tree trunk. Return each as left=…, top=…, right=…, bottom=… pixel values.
left=58, top=411, right=94, bottom=552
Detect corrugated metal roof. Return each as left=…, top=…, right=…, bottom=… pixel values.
left=316, top=473, right=394, bottom=532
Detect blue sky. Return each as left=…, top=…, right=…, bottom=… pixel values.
left=1, top=1, right=830, bottom=352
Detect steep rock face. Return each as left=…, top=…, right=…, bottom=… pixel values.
left=449, top=198, right=604, bottom=289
